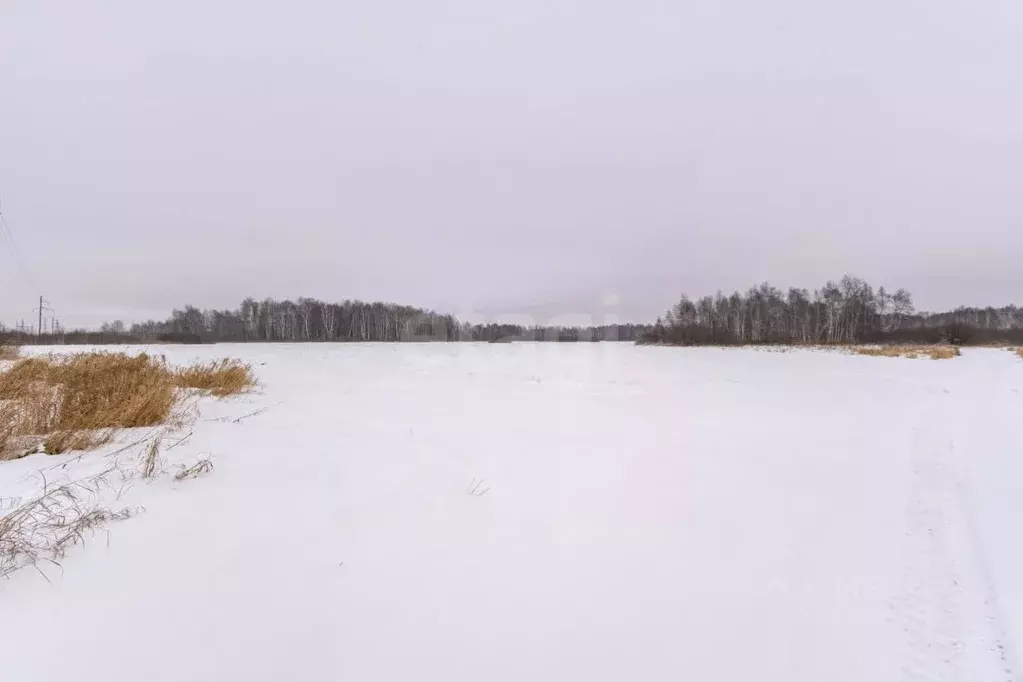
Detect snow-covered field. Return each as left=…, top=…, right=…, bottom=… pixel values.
left=2, top=343, right=1023, bottom=681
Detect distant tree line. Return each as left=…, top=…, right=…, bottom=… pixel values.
left=2, top=278, right=1020, bottom=347
left=640, top=275, right=1023, bottom=346
left=465, top=322, right=650, bottom=343
left=0, top=297, right=650, bottom=345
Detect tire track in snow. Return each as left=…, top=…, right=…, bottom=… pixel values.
left=897, top=382, right=1017, bottom=682
left=898, top=402, right=965, bottom=682
left=957, top=442, right=1020, bottom=682
left=953, top=358, right=1022, bottom=682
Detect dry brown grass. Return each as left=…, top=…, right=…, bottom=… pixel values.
left=0, top=357, right=52, bottom=399
left=0, top=352, right=255, bottom=458
left=173, top=358, right=256, bottom=397
left=852, top=344, right=961, bottom=360
left=0, top=353, right=176, bottom=456
left=0, top=346, right=20, bottom=362
left=1010, top=347, right=1023, bottom=359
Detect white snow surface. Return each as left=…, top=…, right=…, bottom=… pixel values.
left=2, top=343, right=1023, bottom=681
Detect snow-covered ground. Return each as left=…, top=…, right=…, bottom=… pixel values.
left=2, top=343, right=1023, bottom=681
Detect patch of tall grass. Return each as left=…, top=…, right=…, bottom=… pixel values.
left=852, top=345, right=960, bottom=360
left=173, top=358, right=256, bottom=397
left=0, top=352, right=256, bottom=459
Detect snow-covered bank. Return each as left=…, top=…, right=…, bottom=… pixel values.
left=2, top=344, right=1022, bottom=681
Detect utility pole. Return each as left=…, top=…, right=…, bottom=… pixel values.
left=34, top=296, right=54, bottom=341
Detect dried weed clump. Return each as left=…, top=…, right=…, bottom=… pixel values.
left=852, top=345, right=961, bottom=360
left=172, top=358, right=256, bottom=397
left=0, top=346, right=20, bottom=362
left=53, top=353, right=177, bottom=430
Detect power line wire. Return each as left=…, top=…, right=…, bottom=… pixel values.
left=0, top=196, right=37, bottom=291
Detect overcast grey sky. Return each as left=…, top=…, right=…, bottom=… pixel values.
left=1, top=0, right=1021, bottom=329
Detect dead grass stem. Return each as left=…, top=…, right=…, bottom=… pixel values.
left=174, top=457, right=214, bottom=481
left=141, top=437, right=162, bottom=480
